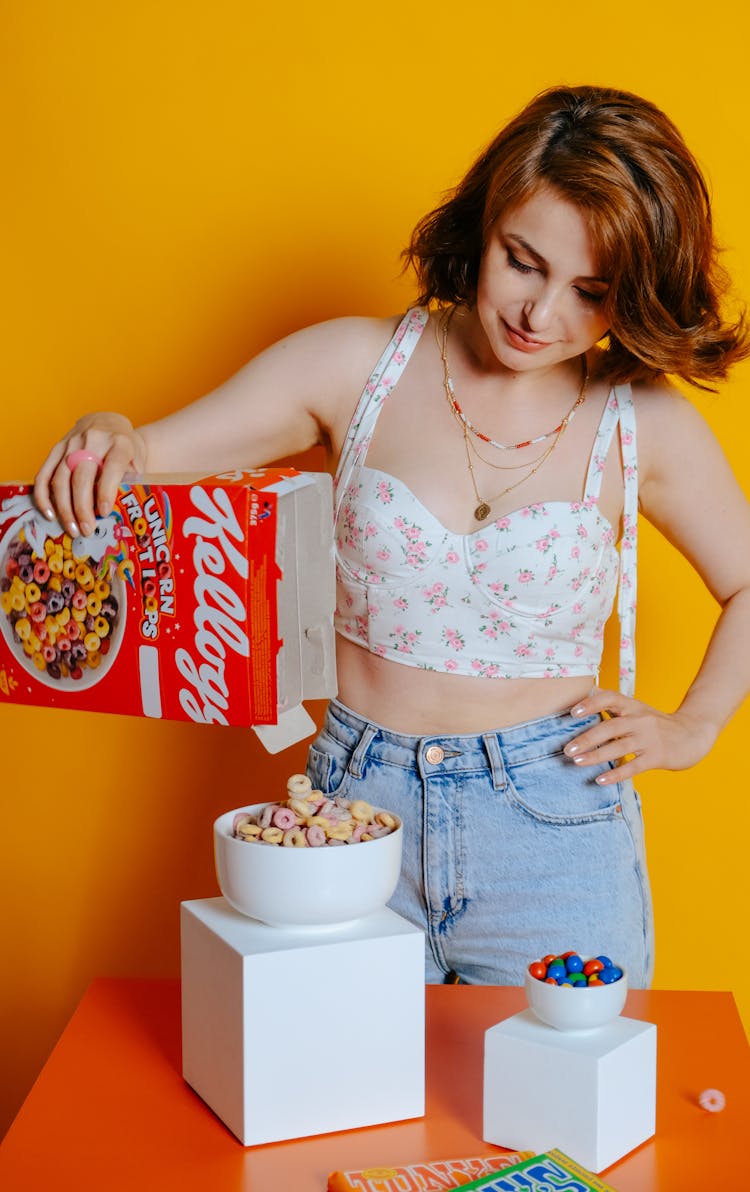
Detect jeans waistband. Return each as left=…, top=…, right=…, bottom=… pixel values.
left=322, top=697, right=598, bottom=789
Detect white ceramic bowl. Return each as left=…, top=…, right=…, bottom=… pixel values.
left=214, top=801, right=403, bottom=929
left=524, top=967, right=628, bottom=1032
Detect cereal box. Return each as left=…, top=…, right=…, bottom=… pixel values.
left=0, top=468, right=336, bottom=752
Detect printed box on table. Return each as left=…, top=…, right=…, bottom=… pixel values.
left=0, top=468, right=336, bottom=752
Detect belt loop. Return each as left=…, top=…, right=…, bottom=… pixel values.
left=347, top=723, right=379, bottom=779
left=482, top=732, right=507, bottom=791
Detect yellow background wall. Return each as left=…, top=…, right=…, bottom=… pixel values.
left=1, top=1, right=748, bottom=1138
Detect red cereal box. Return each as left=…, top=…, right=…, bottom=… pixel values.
left=0, top=468, right=336, bottom=752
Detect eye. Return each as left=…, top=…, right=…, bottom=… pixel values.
left=574, top=287, right=606, bottom=305
left=507, top=250, right=536, bottom=275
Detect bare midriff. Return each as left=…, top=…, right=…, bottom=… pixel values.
left=335, top=635, right=596, bottom=735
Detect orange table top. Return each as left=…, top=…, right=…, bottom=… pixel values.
left=1, top=979, right=748, bottom=1191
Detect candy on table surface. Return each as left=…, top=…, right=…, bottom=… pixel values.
left=698, top=1087, right=726, bottom=1112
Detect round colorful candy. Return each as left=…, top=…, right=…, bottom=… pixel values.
left=583, top=958, right=604, bottom=976
left=599, top=967, right=620, bottom=984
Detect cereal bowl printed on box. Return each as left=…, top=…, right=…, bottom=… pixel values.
left=214, top=790, right=403, bottom=929
left=0, top=504, right=129, bottom=692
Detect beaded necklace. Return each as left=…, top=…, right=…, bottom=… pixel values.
left=437, top=307, right=589, bottom=522
left=438, top=306, right=587, bottom=450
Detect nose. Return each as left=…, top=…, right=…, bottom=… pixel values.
left=522, top=286, right=561, bottom=333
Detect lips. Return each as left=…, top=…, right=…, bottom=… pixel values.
left=502, top=321, right=553, bottom=352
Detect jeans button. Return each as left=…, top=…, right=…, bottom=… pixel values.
left=425, top=744, right=445, bottom=764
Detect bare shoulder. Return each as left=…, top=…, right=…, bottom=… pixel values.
left=273, top=313, right=403, bottom=385
left=630, top=378, right=727, bottom=479
left=276, top=311, right=407, bottom=442
left=632, top=377, right=748, bottom=556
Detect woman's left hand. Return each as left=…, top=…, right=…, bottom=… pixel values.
left=563, top=687, right=718, bottom=784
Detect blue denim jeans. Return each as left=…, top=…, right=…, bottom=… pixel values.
left=306, top=698, right=654, bottom=987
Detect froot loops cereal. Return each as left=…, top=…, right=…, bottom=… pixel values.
left=232, top=774, right=400, bottom=847
left=528, top=951, right=624, bottom=987
left=698, top=1087, right=726, bottom=1113
left=0, top=527, right=123, bottom=683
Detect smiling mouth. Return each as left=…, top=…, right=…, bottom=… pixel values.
left=503, top=321, right=553, bottom=348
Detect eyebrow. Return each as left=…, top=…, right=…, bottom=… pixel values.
left=507, top=233, right=610, bottom=285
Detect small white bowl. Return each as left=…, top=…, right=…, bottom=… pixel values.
left=524, top=967, right=628, bottom=1032
left=214, top=802, right=403, bottom=929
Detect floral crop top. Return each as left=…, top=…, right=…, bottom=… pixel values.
left=334, top=309, right=638, bottom=694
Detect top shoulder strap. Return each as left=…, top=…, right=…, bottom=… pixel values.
left=334, top=308, right=428, bottom=504
left=583, top=389, right=622, bottom=502
left=614, top=385, right=638, bottom=696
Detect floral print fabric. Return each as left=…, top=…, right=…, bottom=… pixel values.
left=334, top=309, right=638, bottom=693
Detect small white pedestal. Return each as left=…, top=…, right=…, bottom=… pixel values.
left=181, top=897, right=425, bottom=1145
left=483, top=1009, right=656, bottom=1173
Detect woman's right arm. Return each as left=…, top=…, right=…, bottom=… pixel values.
left=34, top=315, right=394, bottom=537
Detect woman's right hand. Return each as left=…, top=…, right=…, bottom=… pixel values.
left=34, top=412, right=147, bottom=537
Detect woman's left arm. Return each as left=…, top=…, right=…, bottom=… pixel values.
left=565, top=386, right=750, bottom=785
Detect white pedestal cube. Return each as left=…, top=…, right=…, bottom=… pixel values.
left=483, top=1009, right=656, bottom=1173
left=181, top=897, right=425, bottom=1145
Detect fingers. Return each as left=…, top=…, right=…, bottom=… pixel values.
left=33, top=443, right=68, bottom=521
left=565, top=723, right=638, bottom=775
left=34, top=415, right=142, bottom=535
left=565, top=689, right=644, bottom=781
left=570, top=686, right=632, bottom=719
left=566, top=690, right=717, bottom=783
left=43, top=444, right=94, bottom=536
left=592, top=756, right=642, bottom=785
left=96, top=446, right=127, bottom=520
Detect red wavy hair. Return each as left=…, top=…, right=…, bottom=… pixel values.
left=405, top=85, right=748, bottom=388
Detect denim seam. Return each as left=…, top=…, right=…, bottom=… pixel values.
left=347, top=724, right=378, bottom=779
left=506, top=799, right=624, bottom=827
left=613, top=785, right=652, bottom=983
left=504, top=746, right=568, bottom=767
left=503, top=772, right=623, bottom=827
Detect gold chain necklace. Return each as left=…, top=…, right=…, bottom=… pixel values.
left=455, top=412, right=553, bottom=472
left=436, top=308, right=589, bottom=522
left=438, top=307, right=587, bottom=450
left=463, top=421, right=563, bottom=521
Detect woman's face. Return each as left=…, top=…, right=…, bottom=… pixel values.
left=475, top=187, right=610, bottom=373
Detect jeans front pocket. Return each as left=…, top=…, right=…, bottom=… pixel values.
left=305, top=734, right=359, bottom=798
left=504, top=750, right=624, bottom=826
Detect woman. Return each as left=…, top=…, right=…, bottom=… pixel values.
left=35, top=85, right=750, bottom=985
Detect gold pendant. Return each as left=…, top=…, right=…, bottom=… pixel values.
left=474, top=501, right=491, bottom=521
